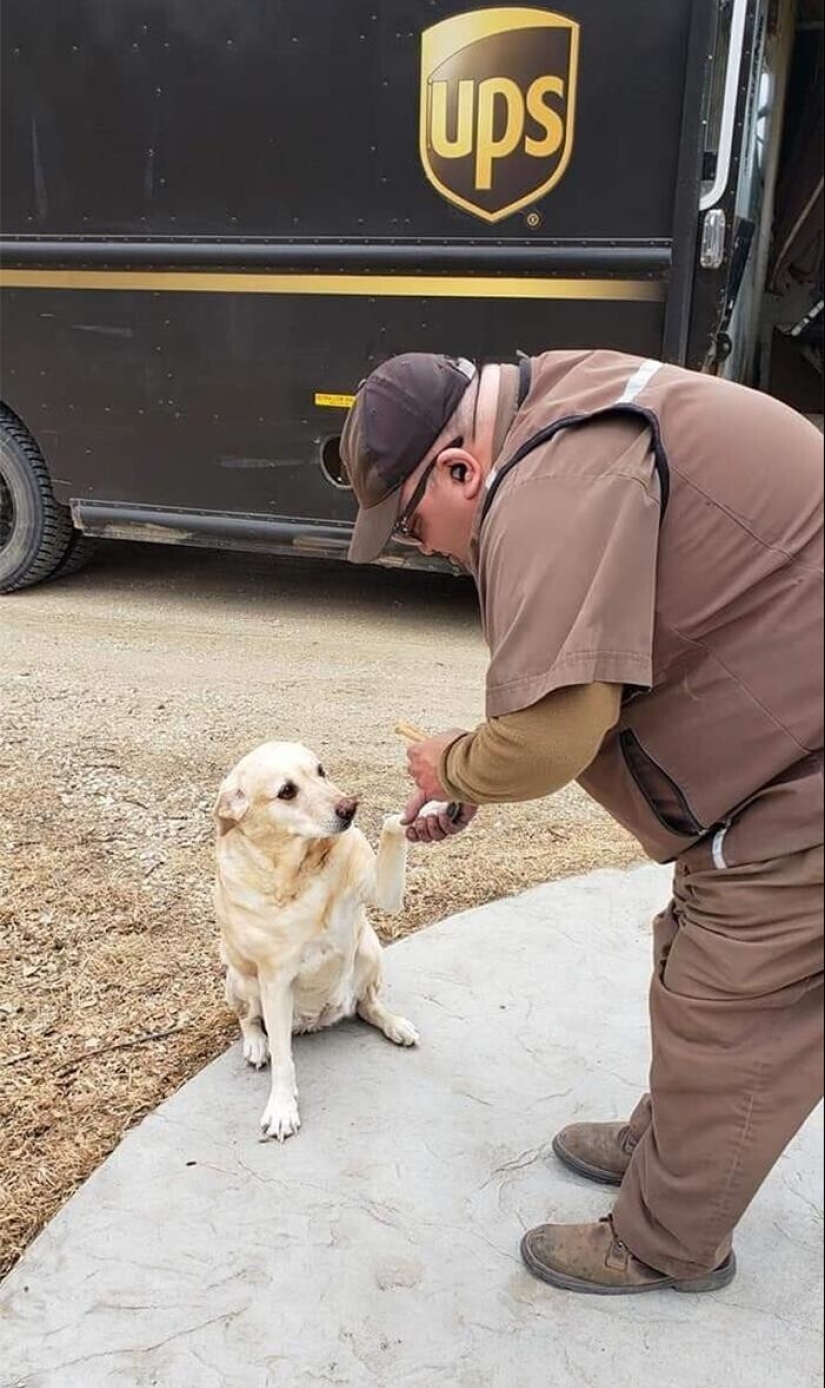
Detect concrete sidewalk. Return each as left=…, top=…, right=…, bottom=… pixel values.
left=1, top=864, right=822, bottom=1388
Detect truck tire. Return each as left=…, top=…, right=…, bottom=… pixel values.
left=51, top=531, right=98, bottom=581
left=0, top=407, right=76, bottom=594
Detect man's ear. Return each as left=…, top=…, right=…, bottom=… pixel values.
left=213, top=778, right=250, bottom=836
left=440, top=446, right=483, bottom=500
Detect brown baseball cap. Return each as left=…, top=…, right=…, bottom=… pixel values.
left=342, top=353, right=476, bottom=563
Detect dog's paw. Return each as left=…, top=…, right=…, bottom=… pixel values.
left=260, top=1090, right=301, bottom=1143
left=242, top=1032, right=269, bottom=1069
left=382, top=814, right=407, bottom=837
left=383, top=1014, right=420, bottom=1047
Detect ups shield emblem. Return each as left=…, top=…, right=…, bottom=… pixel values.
left=419, top=8, right=579, bottom=224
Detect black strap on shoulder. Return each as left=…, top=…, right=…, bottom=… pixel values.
left=516, top=352, right=532, bottom=407
left=481, top=404, right=671, bottom=528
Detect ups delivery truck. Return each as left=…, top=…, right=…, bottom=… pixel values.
left=1, top=0, right=821, bottom=591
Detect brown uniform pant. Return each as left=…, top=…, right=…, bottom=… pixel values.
left=612, top=844, right=824, bottom=1279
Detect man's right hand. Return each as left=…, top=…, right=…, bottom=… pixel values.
left=401, top=790, right=478, bottom=845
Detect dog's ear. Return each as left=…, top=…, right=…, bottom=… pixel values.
left=213, top=779, right=250, bottom=836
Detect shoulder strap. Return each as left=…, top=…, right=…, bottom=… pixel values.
left=516, top=352, right=532, bottom=407
left=481, top=405, right=671, bottom=528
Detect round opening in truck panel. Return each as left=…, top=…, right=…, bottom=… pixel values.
left=319, top=436, right=351, bottom=489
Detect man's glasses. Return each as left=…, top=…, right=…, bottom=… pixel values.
left=393, top=438, right=462, bottom=544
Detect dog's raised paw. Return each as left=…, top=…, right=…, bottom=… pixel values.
left=260, top=1091, right=301, bottom=1143
left=242, top=1032, right=269, bottom=1068
left=382, top=813, right=407, bottom=836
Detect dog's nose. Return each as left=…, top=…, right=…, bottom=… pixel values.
left=335, top=797, right=359, bottom=825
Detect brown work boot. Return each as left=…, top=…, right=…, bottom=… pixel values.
left=521, top=1216, right=737, bottom=1295
left=552, top=1121, right=637, bottom=1186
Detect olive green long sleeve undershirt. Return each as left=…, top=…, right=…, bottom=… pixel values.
left=439, top=683, right=623, bottom=805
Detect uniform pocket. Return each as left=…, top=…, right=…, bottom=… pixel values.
left=619, top=730, right=706, bottom=837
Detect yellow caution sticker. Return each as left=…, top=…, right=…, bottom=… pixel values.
left=314, top=392, right=356, bottom=409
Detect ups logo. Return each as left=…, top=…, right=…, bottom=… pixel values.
left=419, top=7, right=579, bottom=223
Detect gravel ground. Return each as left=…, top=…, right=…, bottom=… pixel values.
left=0, top=541, right=643, bottom=1277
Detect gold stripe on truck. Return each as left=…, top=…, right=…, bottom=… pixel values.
left=0, top=269, right=666, bottom=301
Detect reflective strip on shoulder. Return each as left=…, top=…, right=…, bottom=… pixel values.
left=617, top=359, right=662, bottom=405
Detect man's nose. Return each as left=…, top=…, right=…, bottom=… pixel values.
left=335, top=797, right=359, bottom=824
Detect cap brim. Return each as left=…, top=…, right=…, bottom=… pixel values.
left=347, top=486, right=404, bottom=564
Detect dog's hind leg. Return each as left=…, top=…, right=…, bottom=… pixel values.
left=354, top=926, right=419, bottom=1047
left=225, top=966, right=269, bottom=1069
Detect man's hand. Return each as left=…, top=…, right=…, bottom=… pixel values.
left=401, top=791, right=478, bottom=844
left=405, top=730, right=466, bottom=803
left=403, top=729, right=477, bottom=844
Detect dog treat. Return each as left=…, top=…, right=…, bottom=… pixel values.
left=395, top=721, right=430, bottom=744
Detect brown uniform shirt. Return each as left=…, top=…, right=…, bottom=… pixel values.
left=471, top=351, right=823, bottom=867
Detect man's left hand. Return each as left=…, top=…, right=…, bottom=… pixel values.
left=405, top=730, right=466, bottom=802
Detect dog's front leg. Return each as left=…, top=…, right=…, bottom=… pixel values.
left=258, top=971, right=301, bottom=1142
left=365, top=814, right=408, bottom=915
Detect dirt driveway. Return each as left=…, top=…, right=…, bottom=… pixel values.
left=0, top=542, right=643, bottom=1276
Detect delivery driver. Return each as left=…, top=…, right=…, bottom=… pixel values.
left=341, top=350, right=823, bottom=1295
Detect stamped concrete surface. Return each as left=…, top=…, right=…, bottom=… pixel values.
left=1, top=864, right=822, bottom=1388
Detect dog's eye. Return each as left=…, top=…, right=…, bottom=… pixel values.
left=277, top=782, right=298, bottom=802
left=317, top=765, right=326, bottom=779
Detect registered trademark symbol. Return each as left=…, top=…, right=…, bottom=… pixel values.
left=525, top=210, right=542, bottom=229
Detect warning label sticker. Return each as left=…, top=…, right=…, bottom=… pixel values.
left=314, top=392, right=356, bottom=409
